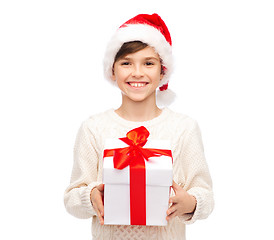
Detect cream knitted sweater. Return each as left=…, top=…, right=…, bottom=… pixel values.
left=64, top=108, right=214, bottom=240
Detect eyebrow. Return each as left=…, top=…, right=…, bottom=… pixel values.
left=144, top=57, right=160, bottom=61
left=119, top=56, right=160, bottom=61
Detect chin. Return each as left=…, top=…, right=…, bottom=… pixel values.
left=124, top=93, right=155, bottom=103
left=128, top=96, right=148, bottom=102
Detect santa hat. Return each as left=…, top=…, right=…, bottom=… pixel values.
left=103, top=13, right=176, bottom=106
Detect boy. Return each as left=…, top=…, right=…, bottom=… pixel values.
left=64, top=13, right=214, bottom=240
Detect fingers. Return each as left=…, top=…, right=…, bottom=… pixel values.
left=90, top=187, right=104, bottom=225
left=166, top=203, right=177, bottom=221
left=172, top=180, right=181, bottom=193
left=170, top=181, right=183, bottom=203
left=166, top=211, right=177, bottom=221
left=169, top=195, right=178, bottom=204
left=167, top=203, right=177, bottom=216
left=95, top=197, right=104, bottom=225
left=96, top=183, right=104, bottom=192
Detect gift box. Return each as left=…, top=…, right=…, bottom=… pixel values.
left=103, top=126, right=173, bottom=226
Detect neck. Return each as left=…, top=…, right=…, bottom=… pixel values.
left=115, top=93, right=162, bottom=122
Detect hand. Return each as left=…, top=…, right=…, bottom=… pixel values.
left=166, top=181, right=197, bottom=221
left=90, top=184, right=104, bottom=225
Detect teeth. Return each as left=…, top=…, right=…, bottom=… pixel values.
left=129, top=82, right=146, bottom=87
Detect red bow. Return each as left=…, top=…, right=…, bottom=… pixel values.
left=104, top=126, right=172, bottom=225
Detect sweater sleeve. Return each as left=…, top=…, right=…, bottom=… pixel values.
left=176, top=120, right=214, bottom=224
left=64, top=120, right=102, bottom=219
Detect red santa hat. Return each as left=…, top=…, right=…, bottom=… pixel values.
left=103, top=13, right=176, bottom=105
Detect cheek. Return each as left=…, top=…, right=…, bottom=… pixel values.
left=114, top=73, right=124, bottom=83
left=151, top=68, right=163, bottom=81
left=114, top=67, right=130, bottom=80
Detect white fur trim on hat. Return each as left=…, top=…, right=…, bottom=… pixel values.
left=156, top=88, right=176, bottom=107
left=103, top=24, right=173, bottom=88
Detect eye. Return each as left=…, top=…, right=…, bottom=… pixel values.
left=121, top=61, right=131, bottom=66
left=145, top=61, right=154, bottom=66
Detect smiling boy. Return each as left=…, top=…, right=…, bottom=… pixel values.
left=64, top=14, right=214, bottom=240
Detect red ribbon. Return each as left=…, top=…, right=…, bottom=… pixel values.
left=104, top=126, right=172, bottom=225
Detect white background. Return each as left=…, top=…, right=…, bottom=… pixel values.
left=1, top=0, right=273, bottom=239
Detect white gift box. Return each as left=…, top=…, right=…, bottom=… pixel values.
left=103, top=138, right=173, bottom=226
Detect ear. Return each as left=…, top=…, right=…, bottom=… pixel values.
left=160, top=72, right=164, bottom=81
left=160, top=65, right=165, bottom=80
left=111, top=68, right=116, bottom=81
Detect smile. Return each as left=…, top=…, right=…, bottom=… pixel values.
left=127, top=82, right=148, bottom=88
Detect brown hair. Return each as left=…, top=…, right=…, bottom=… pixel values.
left=113, top=41, right=165, bottom=74
left=114, top=41, right=148, bottom=63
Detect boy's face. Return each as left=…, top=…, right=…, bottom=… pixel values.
left=112, top=46, right=164, bottom=103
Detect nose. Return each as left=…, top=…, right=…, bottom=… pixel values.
left=131, top=65, right=144, bottom=78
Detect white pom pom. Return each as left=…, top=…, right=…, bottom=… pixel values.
left=156, top=88, right=176, bottom=107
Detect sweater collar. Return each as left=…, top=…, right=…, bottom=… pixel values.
left=107, top=107, right=170, bottom=128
